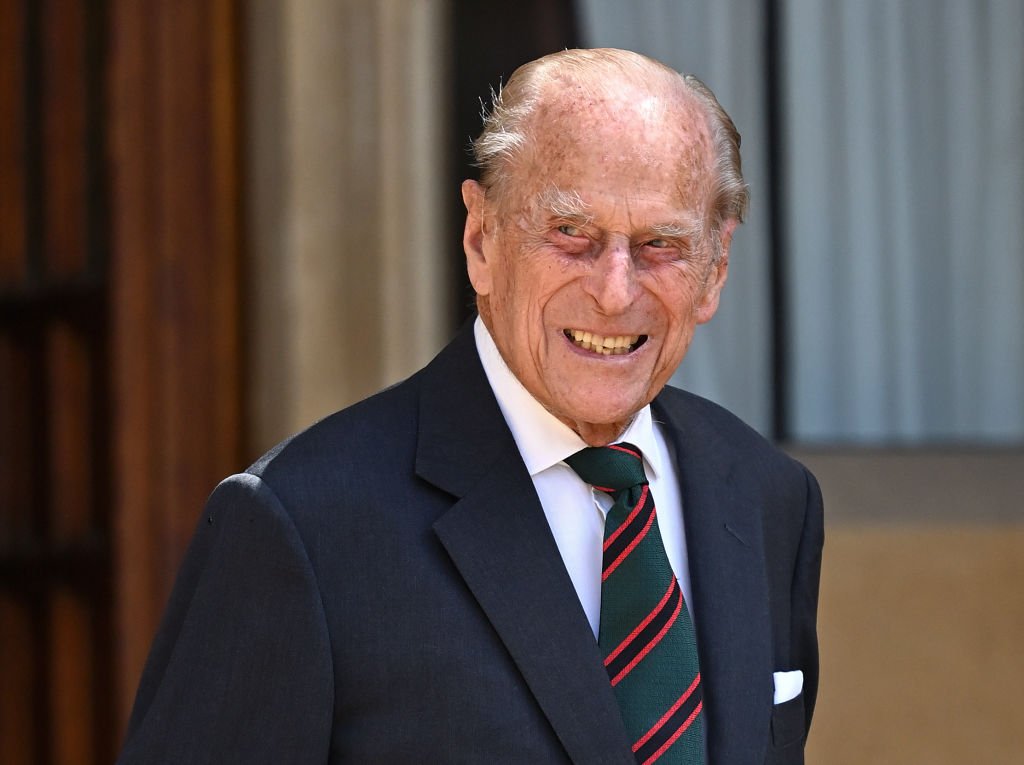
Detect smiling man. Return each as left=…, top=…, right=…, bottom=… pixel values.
left=462, top=55, right=735, bottom=448
left=118, top=49, right=823, bottom=765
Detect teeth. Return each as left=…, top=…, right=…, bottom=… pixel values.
left=564, top=329, right=642, bottom=355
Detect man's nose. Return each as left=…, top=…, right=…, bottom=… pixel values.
left=584, top=239, right=638, bottom=315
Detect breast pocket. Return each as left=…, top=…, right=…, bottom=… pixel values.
left=766, top=693, right=806, bottom=764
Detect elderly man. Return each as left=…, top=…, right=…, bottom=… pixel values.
left=119, top=49, right=823, bottom=765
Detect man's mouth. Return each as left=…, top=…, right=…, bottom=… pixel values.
left=563, top=329, right=648, bottom=356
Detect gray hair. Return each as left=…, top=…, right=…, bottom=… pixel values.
left=471, top=48, right=750, bottom=237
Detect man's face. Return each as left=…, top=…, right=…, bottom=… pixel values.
left=463, top=87, right=734, bottom=445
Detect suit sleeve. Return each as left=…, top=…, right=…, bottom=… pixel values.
left=117, top=473, right=334, bottom=765
left=792, top=466, right=825, bottom=733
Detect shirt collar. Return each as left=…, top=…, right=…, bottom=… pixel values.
left=474, top=317, right=662, bottom=480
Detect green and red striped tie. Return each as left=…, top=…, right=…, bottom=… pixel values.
left=566, top=443, right=704, bottom=765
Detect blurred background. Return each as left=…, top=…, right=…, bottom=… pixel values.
left=0, top=0, right=1021, bottom=762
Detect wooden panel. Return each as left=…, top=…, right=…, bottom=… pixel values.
left=41, top=0, right=89, bottom=278
left=49, top=587, right=95, bottom=765
left=2, top=0, right=243, bottom=756
left=0, top=593, right=35, bottom=765
left=1, top=3, right=113, bottom=763
left=0, top=0, right=27, bottom=284
left=108, top=0, right=161, bottom=726
left=47, top=320, right=92, bottom=541
left=108, top=0, right=242, bottom=733
left=0, top=6, right=38, bottom=765
left=0, top=332, right=34, bottom=544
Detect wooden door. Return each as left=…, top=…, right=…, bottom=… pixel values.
left=0, top=1, right=242, bottom=762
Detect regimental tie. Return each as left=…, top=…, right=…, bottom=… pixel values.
left=566, top=443, right=704, bottom=765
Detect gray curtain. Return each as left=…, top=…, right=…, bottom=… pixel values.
left=784, top=0, right=1024, bottom=442
left=580, top=0, right=1024, bottom=443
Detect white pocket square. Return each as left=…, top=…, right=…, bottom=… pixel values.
left=772, top=670, right=803, bottom=704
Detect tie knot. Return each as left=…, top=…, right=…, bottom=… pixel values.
left=564, top=442, right=648, bottom=496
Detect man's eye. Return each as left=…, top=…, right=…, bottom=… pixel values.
left=646, top=238, right=670, bottom=249
left=557, top=224, right=583, bottom=237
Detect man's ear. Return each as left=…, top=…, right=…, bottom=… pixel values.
left=462, top=179, right=492, bottom=296
left=694, top=218, right=737, bottom=324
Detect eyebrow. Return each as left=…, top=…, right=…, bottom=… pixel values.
left=535, top=186, right=593, bottom=225
left=648, top=221, right=703, bottom=240
left=534, top=185, right=704, bottom=240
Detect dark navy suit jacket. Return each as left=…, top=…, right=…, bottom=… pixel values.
left=118, top=324, right=823, bottom=764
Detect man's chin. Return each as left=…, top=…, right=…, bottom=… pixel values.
left=553, top=397, right=652, bottom=440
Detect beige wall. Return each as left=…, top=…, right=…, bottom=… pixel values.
left=245, top=0, right=450, bottom=455
left=794, top=450, right=1024, bottom=764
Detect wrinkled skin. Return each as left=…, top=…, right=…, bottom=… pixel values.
left=463, top=76, right=737, bottom=446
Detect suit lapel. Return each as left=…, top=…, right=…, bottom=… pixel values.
left=653, top=395, right=773, bottom=761
left=418, top=327, right=635, bottom=765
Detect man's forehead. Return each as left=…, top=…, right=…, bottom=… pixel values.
left=535, top=76, right=708, bottom=137
left=523, top=83, right=714, bottom=186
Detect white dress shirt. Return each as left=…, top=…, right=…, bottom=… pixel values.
left=474, top=318, right=695, bottom=638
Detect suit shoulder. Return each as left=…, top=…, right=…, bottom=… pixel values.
left=245, top=370, right=424, bottom=490
left=656, top=385, right=765, bottom=443
left=656, top=385, right=808, bottom=476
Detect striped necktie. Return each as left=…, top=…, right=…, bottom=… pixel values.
left=566, top=442, right=704, bottom=765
